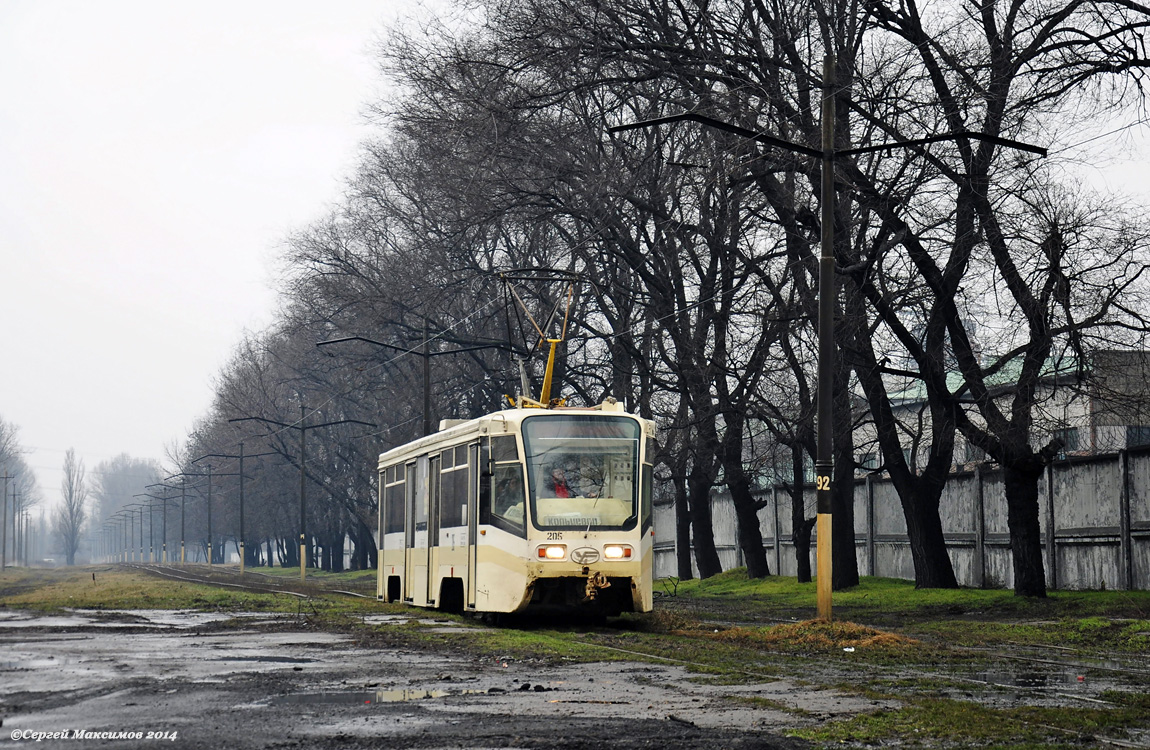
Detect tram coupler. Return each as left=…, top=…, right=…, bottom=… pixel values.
left=582, top=570, right=611, bottom=602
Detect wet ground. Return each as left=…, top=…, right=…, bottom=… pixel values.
left=0, top=609, right=876, bottom=749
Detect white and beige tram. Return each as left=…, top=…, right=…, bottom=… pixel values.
left=376, top=399, right=655, bottom=617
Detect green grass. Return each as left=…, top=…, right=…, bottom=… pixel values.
left=791, top=694, right=1150, bottom=747
left=667, top=569, right=1150, bottom=622
left=0, top=565, right=390, bottom=616
left=913, top=615, right=1150, bottom=653
left=0, top=566, right=297, bottom=612
left=243, top=565, right=377, bottom=584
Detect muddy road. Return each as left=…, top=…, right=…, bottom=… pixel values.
left=6, top=566, right=1148, bottom=748
left=0, top=606, right=870, bottom=749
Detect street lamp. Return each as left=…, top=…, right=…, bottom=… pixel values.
left=230, top=407, right=376, bottom=582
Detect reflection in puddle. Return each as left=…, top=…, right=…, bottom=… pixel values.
left=215, top=655, right=317, bottom=664
left=0, top=610, right=293, bottom=630
left=963, top=667, right=1128, bottom=705
left=272, top=688, right=490, bottom=705
left=978, top=670, right=1083, bottom=688
left=1, top=659, right=60, bottom=671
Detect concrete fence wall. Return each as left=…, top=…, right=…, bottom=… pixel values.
left=652, top=445, right=1150, bottom=590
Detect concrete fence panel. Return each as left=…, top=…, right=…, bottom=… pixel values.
left=653, top=445, right=1150, bottom=589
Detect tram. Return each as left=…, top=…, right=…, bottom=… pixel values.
left=376, top=398, right=656, bottom=616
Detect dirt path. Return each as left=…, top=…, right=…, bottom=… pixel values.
left=0, top=608, right=880, bottom=749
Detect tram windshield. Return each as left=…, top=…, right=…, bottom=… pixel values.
left=521, top=415, right=640, bottom=531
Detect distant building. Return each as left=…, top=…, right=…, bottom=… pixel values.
left=854, top=349, right=1150, bottom=475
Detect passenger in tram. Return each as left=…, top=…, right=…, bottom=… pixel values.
left=495, top=470, right=526, bottom=526
left=548, top=467, right=571, bottom=498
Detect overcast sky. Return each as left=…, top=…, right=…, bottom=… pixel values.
left=2, top=0, right=1147, bottom=516
left=0, top=0, right=419, bottom=507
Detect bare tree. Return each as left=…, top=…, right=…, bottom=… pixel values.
left=0, top=416, right=33, bottom=568
left=56, top=448, right=87, bottom=566
left=91, top=454, right=161, bottom=524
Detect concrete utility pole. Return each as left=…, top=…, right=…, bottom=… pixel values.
left=169, top=468, right=237, bottom=565
left=230, top=408, right=376, bottom=582
left=151, top=480, right=188, bottom=563
left=815, top=54, right=836, bottom=620
left=12, top=490, right=20, bottom=567
left=135, top=491, right=179, bottom=564
left=192, top=444, right=275, bottom=574
left=2, top=471, right=14, bottom=570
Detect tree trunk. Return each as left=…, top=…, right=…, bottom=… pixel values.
left=366, top=538, right=377, bottom=571
left=793, top=514, right=815, bottom=582
left=831, top=369, right=859, bottom=590
left=720, top=416, right=770, bottom=578
left=1003, top=462, right=1048, bottom=597
left=851, top=321, right=960, bottom=589
left=725, top=466, right=769, bottom=578
left=900, top=486, right=959, bottom=588
left=354, top=519, right=372, bottom=571
left=280, top=536, right=297, bottom=568
left=672, top=472, right=693, bottom=579
left=330, top=532, right=345, bottom=573
left=687, top=464, right=722, bottom=578
left=790, top=444, right=814, bottom=582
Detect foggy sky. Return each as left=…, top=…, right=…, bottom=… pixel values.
left=0, top=0, right=408, bottom=508
left=1, top=0, right=1146, bottom=516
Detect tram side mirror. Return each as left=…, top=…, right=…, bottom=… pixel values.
left=480, top=444, right=494, bottom=478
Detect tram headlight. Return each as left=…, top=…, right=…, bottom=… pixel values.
left=537, top=545, right=566, bottom=560
left=603, top=545, right=632, bottom=560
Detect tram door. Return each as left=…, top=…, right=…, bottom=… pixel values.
left=426, top=455, right=440, bottom=605
left=376, top=471, right=385, bottom=600
left=466, top=442, right=480, bottom=609
left=405, top=457, right=429, bottom=604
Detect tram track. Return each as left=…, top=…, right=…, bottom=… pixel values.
left=120, top=563, right=373, bottom=600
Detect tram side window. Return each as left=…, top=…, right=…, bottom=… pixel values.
left=384, top=464, right=406, bottom=534
left=640, top=463, right=653, bottom=531
left=492, top=464, right=525, bottom=529
left=440, top=447, right=467, bottom=528
left=640, top=434, right=655, bottom=531
left=491, top=435, right=518, bottom=462
left=478, top=436, right=525, bottom=537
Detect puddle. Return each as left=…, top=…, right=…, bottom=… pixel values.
left=271, top=688, right=491, bottom=705
left=0, top=610, right=293, bottom=630
left=216, top=656, right=317, bottom=664
left=0, top=612, right=104, bottom=629
left=360, top=615, right=411, bottom=625
left=1, top=659, right=60, bottom=670
left=950, top=666, right=1133, bottom=708
left=977, top=669, right=1088, bottom=688
left=360, top=615, right=462, bottom=628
